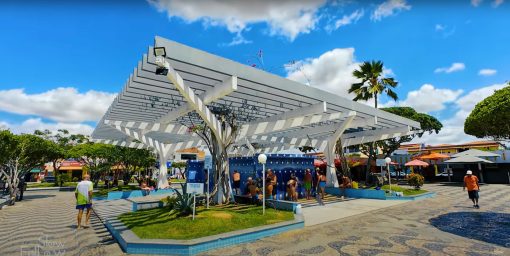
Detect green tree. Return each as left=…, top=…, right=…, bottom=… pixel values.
left=465, top=84, right=510, bottom=141
left=33, top=129, right=89, bottom=184
left=0, top=131, right=49, bottom=204
left=348, top=60, right=399, bottom=179
left=378, top=107, right=443, bottom=157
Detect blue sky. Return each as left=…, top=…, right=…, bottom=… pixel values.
left=0, top=0, right=509, bottom=145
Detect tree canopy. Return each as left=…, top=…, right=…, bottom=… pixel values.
left=375, top=107, right=443, bottom=157
left=464, top=84, right=510, bottom=141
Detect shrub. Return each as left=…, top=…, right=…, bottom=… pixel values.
left=72, top=177, right=79, bottom=182
left=56, top=173, right=72, bottom=186
left=408, top=173, right=424, bottom=189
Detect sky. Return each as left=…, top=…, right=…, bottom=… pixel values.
left=0, top=0, right=509, bottom=146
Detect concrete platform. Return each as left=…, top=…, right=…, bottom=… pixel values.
left=301, top=198, right=407, bottom=226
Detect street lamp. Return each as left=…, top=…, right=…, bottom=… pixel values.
left=385, top=157, right=392, bottom=194
left=258, top=153, right=267, bottom=215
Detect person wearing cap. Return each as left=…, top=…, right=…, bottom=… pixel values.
left=463, top=170, right=480, bottom=208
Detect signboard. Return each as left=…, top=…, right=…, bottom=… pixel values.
left=376, top=159, right=387, bottom=167
left=186, top=183, right=204, bottom=194
left=204, top=155, right=213, bottom=169
left=166, top=161, right=172, bottom=168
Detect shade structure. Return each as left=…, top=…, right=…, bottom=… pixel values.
left=451, top=149, right=499, bottom=158
left=444, top=155, right=493, bottom=164
left=405, top=159, right=429, bottom=167
left=90, top=36, right=421, bottom=188
left=419, top=152, right=450, bottom=160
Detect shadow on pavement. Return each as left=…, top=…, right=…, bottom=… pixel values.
left=21, top=194, right=56, bottom=201
left=430, top=212, right=510, bottom=248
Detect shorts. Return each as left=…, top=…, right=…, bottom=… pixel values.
left=468, top=190, right=479, bottom=199
left=76, top=204, right=92, bottom=210
left=319, top=181, right=326, bottom=188
left=304, top=182, right=312, bottom=190
left=233, top=180, right=241, bottom=189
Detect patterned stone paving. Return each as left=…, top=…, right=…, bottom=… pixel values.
left=202, top=183, right=510, bottom=256
left=0, top=183, right=508, bottom=255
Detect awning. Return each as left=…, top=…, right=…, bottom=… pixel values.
left=451, top=149, right=500, bottom=158
left=444, top=155, right=493, bottom=163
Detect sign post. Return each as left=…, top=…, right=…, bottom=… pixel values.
left=186, top=183, right=204, bottom=220
left=204, top=155, right=212, bottom=209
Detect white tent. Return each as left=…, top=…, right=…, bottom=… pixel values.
left=451, top=149, right=500, bottom=158
left=445, top=155, right=494, bottom=183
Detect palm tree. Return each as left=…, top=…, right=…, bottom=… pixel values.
left=348, top=60, right=399, bottom=183
left=349, top=60, right=398, bottom=108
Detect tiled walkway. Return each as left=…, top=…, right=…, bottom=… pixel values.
left=203, top=183, right=510, bottom=256
left=0, top=184, right=509, bottom=255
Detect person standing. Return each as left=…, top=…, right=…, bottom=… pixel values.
left=463, top=170, right=480, bottom=208
left=304, top=169, right=313, bottom=200
left=267, top=169, right=277, bottom=199
left=317, top=170, right=327, bottom=205
left=232, top=170, right=241, bottom=195
left=75, top=174, right=93, bottom=229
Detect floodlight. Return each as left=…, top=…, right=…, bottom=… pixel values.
left=154, top=47, right=166, bottom=57
left=155, top=55, right=169, bottom=76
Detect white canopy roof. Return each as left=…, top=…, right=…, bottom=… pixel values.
left=445, top=155, right=493, bottom=163
left=91, top=36, right=421, bottom=157
left=451, top=149, right=500, bottom=158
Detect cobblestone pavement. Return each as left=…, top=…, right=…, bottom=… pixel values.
left=0, top=184, right=508, bottom=256
left=0, top=190, right=124, bottom=256
left=203, top=183, right=510, bottom=256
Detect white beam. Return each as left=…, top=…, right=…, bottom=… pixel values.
left=157, top=76, right=238, bottom=124
left=162, top=60, right=226, bottom=141
left=238, top=111, right=356, bottom=139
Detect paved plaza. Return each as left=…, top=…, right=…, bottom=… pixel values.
left=0, top=183, right=508, bottom=256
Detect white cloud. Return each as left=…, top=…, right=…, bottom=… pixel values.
left=326, top=9, right=364, bottom=32
left=148, top=0, right=327, bottom=41
left=386, top=84, right=463, bottom=113
left=0, top=87, right=116, bottom=123
left=371, top=0, right=411, bottom=21
left=0, top=118, right=94, bottom=135
left=471, top=0, right=483, bottom=7
left=285, top=48, right=361, bottom=99
left=478, top=69, right=497, bottom=76
left=435, top=24, right=445, bottom=31
left=434, top=62, right=465, bottom=74
left=492, top=0, right=504, bottom=7
left=412, top=82, right=507, bottom=145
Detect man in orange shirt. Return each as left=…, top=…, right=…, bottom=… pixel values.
left=463, top=170, right=480, bottom=208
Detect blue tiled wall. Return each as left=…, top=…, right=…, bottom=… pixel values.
left=229, top=154, right=315, bottom=200
left=107, top=189, right=174, bottom=200
left=325, top=187, right=387, bottom=200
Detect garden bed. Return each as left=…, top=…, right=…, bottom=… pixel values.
left=27, top=182, right=78, bottom=188
left=378, top=185, right=428, bottom=196
left=118, top=205, right=294, bottom=240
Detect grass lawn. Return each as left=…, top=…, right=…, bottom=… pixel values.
left=93, top=184, right=140, bottom=198
left=170, top=178, right=186, bottom=183
left=27, top=182, right=78, bottom=188
left=118, top=205, right=295, bottom=240
left=380, top=185, right=428, bottom=196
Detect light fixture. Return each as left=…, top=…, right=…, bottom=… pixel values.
left=258, top=153, right=267, bottom=164
left=154, top=47, right=166, bottom=57
left=385, top=157, right=392, bottom=164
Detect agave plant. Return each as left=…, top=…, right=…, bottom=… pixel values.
left=170, top=183, right=194, bottom=216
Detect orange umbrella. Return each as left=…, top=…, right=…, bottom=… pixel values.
left=419, top=152, right=450, bottom=160
left=404, top=159, right=429, bottom=167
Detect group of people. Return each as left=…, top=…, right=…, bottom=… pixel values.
left=232, top=168, right=333, bottom=203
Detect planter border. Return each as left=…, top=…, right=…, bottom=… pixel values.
left=106, top=213, right=303, bottom=255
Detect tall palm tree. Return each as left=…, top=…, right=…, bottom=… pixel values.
left=348, top=60, right=399, bottom=183
left=349, top=60, right=398, bottom=108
